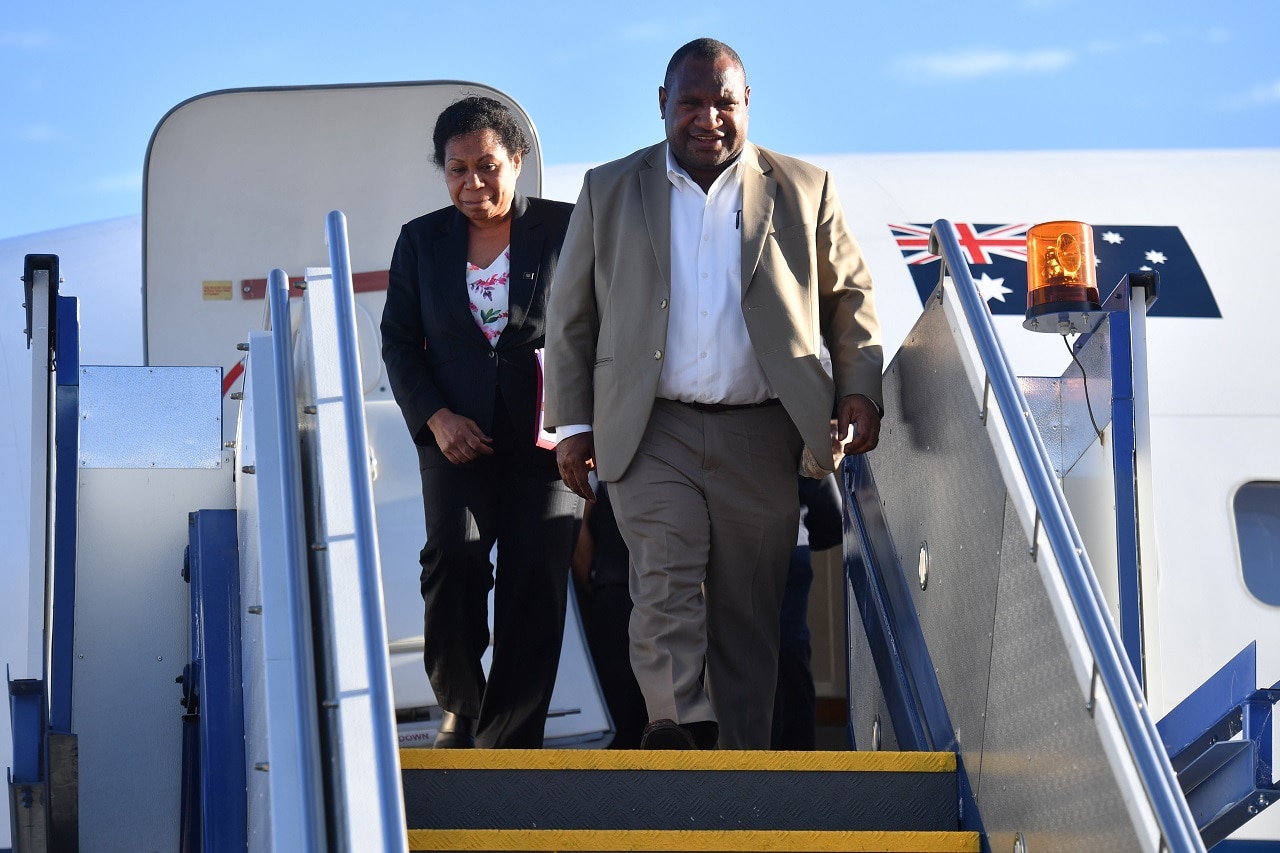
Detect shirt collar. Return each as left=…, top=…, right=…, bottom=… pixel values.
left=665, top=144, right=744, bottom=195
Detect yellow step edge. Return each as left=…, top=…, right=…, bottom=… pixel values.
left=407, top=828, right=981, bottom=852
left=400, top=748, right=955, bottom=773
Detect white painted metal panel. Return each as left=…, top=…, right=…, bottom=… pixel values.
left=73, top=462, right=233, bottom=850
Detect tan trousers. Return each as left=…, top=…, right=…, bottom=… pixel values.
left=609, top=399, right=803, bottom=749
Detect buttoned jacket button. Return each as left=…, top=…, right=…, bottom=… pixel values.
left=659, top=298, right=668, bottom=309
left=653, top=350, right=662, bottom=360
left=487, top=350, right=495, bottom=358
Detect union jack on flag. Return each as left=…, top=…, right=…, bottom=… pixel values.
left=888, top=222, right=1220, bottom=319
left=891, top=222, right=1031, bottom=266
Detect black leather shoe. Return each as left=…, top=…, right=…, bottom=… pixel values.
left=641, top=719, right=696, bottom=749
left=641, top=718, right=718, bottom=750
left=433, top=711, right=475, bottom=749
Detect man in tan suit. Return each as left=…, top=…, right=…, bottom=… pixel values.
left=544, top=37, right=883, bottom=750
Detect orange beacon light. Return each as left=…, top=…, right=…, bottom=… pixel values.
left=1024, top=220, right=1102, bottom=333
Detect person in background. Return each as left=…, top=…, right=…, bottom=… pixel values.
left=544, top=38, right=884, bottom=750
left=571, top=482, right=649, bottom=749
left=772, top=468, right=843, bottom=750
left=381, top=96, right=583, bottom=748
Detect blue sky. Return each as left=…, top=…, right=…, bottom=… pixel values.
left=2, top=0, right=1277, bottom=238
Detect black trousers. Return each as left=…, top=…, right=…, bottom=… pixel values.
left=418, top=396, right=583, bottom=747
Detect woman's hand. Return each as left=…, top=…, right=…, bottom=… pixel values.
left=426, top=408, right=494, bottom=464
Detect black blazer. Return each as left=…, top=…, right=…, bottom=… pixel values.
left=381, top=193, right=574, bottom=467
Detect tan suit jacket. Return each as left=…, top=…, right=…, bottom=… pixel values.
left=544, top=141, right=883, bottom=481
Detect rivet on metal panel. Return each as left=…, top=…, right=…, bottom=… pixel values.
left=242, top=465, right=256, bottom=474
left=247, top=605, right=262, bottom=615
left=918, top=542, right=929, bottom=590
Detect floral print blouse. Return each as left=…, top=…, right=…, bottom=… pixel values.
left=466, top=247, right=510, bottom=347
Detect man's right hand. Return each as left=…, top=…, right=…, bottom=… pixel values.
left=556, top=432, right=597, bottom=502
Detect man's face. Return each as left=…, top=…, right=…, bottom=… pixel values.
left=659, top=54, right=750, bottom=188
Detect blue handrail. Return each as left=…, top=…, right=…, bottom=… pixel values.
left=929, top=219, right=1204, bottom=852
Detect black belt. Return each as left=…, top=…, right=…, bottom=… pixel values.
left=673, top=397, right=782, bottom=414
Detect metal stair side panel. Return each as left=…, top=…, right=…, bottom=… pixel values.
left=849, top=286, right=1147, bottom=851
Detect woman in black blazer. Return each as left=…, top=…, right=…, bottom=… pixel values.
left=381, top=96, right=584, bottom=748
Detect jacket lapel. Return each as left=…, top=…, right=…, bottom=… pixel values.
left=432, top=208, right=481, bottom=339
left=740, top=143, right=775, bottom=300
left=500, top=194, right=538, bottom=345
left=640, top=145, right=672, bottom=291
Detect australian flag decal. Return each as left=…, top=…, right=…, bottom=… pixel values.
left=890, top=223, right=1221, bottom=318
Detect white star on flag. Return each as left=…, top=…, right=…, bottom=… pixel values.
left=1102, top=231, right=1124, bottom=244
left=975, top=272, right=1012, bottom=303
left=1145, top=250, right=1168, bottom=264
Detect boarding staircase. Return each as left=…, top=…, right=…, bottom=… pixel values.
left=12, top=217, right=1278, bottom=851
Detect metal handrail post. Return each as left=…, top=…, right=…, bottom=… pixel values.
left=324, top=210, right=407, bottom=851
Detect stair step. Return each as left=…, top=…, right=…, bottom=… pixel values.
left=406, top=828, right=981, bottom=851
left=402, top=749, right=979, bottom=852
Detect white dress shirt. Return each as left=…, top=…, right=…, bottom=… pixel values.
left=657, top=148, right=774, bottom=405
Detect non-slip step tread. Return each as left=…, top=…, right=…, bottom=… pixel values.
left=401, top=750, right=961, bottom=834
left=400, top=748, right=955, bottom=773
left=404, top=767, right=956, bottom=832
left=407, top=828, right=982, bottom=852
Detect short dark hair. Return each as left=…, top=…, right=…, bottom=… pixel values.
left=663, top=38, right=746, bottom=89
left=431, top=96, right=530, bottom=169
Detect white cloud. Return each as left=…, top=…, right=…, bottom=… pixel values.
left=615, top=15, right=721, bottom=44
left=19, top=124, right=60, bottom=143
left=619, top=22, right=666, bottom=43
left=1220, top=80, right=1280, bottom=111
left=892, top=47, right=1075, bottom=82
left=91, top=171, right=143, bottom=195
left=0, top=31, right=54, bottom=50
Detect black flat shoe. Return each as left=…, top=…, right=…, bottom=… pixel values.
left=433, top=710, right=475, bottom=749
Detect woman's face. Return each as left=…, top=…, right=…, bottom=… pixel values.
left=443, top=129, right=522, bottom=225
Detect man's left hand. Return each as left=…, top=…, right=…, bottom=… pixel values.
left=836, top=394, right=881, bottom=456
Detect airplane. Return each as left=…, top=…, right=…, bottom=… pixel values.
left=2, top=79, right=1277, bottom=851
